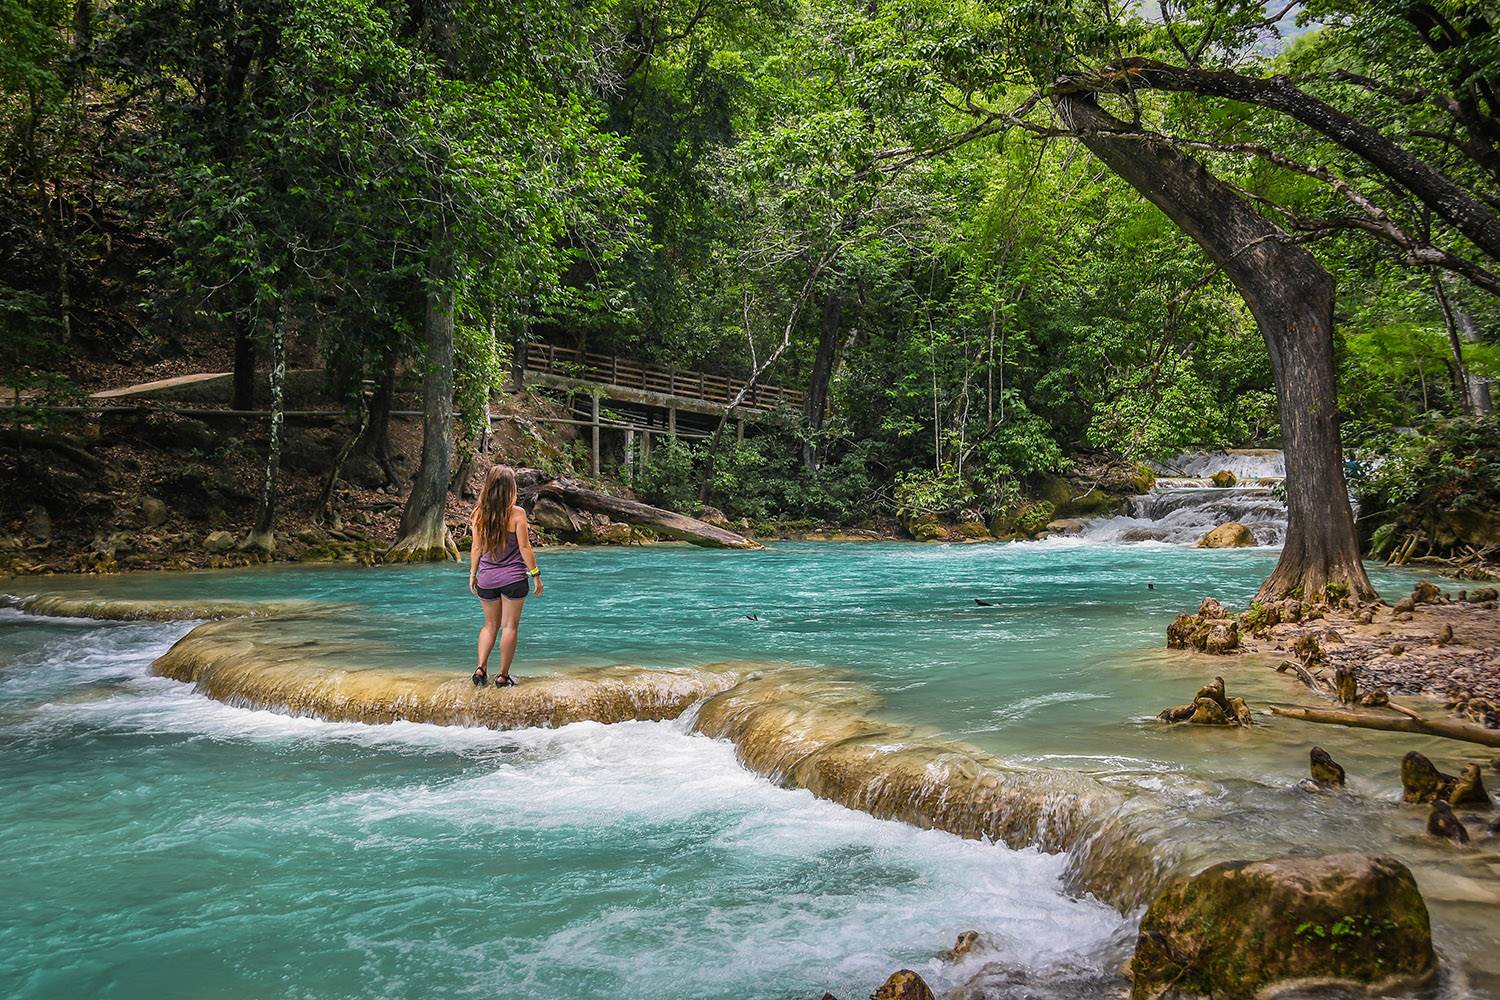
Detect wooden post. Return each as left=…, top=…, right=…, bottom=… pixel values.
left=736, top=417, right=744, bottom=442
left=624, top=427, right=635, bottom=482
left=642, top=427, right=653, bottom=462
left=668, top=406, right=677, bottom=440
left=591, top=393, right=601, bottom=476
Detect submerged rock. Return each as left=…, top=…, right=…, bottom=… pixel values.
left=1128, top=853, right=1435, bottom=1000
left=1159, top=676, right=1252, bottom=727
left=1427, top=801, right=1470, bottom=846
left=871, top=970, right=934, bottom=1000
left=940, top=930, right=981, bottom=961
left=1451, top=763, right=1492, bottom=808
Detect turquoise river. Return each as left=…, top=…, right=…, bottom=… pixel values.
left=2, top=540, right=1497, bottom=998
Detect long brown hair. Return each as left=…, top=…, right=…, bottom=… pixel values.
left=472, top=465, right=518, bottom=558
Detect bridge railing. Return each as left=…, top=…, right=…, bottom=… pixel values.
left=522, top=342, right=805, bottom=413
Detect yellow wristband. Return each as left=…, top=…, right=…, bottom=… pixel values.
left=528, top=567, right=540, bottom=577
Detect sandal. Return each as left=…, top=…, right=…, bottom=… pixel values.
left=471, top=666, right=488, bottom=686
left=495, top=674, right=517, bottom=688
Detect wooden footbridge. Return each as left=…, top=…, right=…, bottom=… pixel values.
left=7, top=342, right=800, bottom=478
left=514, top=342, right=805, bottom=475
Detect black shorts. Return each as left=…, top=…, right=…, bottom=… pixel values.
left=476, top=578, right=529, bottom=601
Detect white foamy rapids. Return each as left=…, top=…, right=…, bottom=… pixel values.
left=1080, top=487, right=1287, bottom=546
left=1152, top=449, right=1285, bottom=481
left=4, top=618, right=1131, bottom=998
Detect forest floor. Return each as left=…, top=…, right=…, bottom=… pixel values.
left=1239, top=587, right=1500, bottom=711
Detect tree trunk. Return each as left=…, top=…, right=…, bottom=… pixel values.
left=355, top=362, right=398, bottom=484
left=232, top=326, right=257, bottom=411
left=388, top=251, right=459, bottom=562
left=534, top=477, right=760, bottom=549
left=802, top=291, right=843, bottom=470
left=1057, top=93, right=1376, bottom=603
left=243, top=301, right=287, bottom=554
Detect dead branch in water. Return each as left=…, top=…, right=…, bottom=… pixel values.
left=1270, top=705, right=1500, bottom=748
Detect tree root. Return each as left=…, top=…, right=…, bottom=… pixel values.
left=1270, top=705, right=1500, bottom=748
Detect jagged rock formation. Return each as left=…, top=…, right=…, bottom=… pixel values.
left=1157, top=676, right=1253, bottom=726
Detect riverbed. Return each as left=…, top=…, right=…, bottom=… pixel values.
left=2, top=541, right=1496, bottom=998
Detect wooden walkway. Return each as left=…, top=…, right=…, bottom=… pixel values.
left=517, top=343, right=803, bottom=417
left=516, top=343, right=804, bottom=476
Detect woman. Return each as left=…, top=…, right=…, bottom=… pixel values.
left=469, top=465, right=542, bottom=687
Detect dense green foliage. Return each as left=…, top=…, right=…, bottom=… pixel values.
left=4, top=0, right=1497, bottom=528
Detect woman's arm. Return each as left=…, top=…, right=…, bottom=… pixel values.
left=515, top=507, right=542, bottom=595
left=468, top=513, right=481, bottom=594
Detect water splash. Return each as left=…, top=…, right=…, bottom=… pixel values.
left=1081, top=487, right=1288, bottom=546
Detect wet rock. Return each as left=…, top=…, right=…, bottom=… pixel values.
left=910, top=517, right=951, bottom=542
left=1427, top=801, right=1470, bottom=846
left=1278, top=598, right=1303, bottom=623
left=941, top=930, right=981, bottom=961
left=203, top=529, right=236, bottom=553
left=1356, top=607, right=1375, bottom=625
left=589, top=521, right=632, bottom=545
left=1309, top=746, right=1345, bottom=787
left=1451, top=763, right=1492, bottom=808
left=1160, top=677, right=1251, bottom=726
left=1204, top=620, right=1239, bottom=655
left=1469, top=587, right=1498, bottom=603
left=1129, top=853, right=1435, bottom=1000
left=1401, top=752, right=1457, bottom=804
left=1412, top=580, right=1442, bottom=605
left=531, top=497, right=581, bottom=535
left=953, top=520, right=990, bottom=540
left=1393, top=596, right=1416, bottom=614
left=1358, top=689, right=1390, bottom=708
left=1209, top=469, right=1238, bottom=488
left=1044, top=517, right=1086, bottom=536
left=1166, top=613, right=1197, bottom=650
left=1198, top=522, right=1254, bottom=548
left=141, top=496, right=168, bottom=527
left=1388, top=642, right=1406, bottom=656
left=1198, top=597, right=1227, bottom=619
left=871, top=969, right=933, bottom=1000
left=1290, top=632, right=1324, bottom=664
left=1436, top=623, right=1454, bottom=646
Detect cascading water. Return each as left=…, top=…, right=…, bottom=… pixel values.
left=1083, top=449, right=1288, bottom=546
left=3, top=545, right=1495, bottom=997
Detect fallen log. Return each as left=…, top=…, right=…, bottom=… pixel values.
left=1270, top=705, right=1500, bottom=748
left=532, top=476, right=761, bottom=550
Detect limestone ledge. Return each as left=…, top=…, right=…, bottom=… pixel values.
left=6, top=592, right=326, bottom=622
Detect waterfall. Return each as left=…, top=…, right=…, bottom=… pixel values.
left=1082, top=449, right=1288, bottom=546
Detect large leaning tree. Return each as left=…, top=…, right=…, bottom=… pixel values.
left=867, top=0, right=1500, bottom=601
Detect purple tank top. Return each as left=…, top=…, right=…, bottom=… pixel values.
left=476, top=531, right=527, bottom=588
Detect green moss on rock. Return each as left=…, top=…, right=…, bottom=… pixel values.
left=1130, top=853, right=1434, bottom=1000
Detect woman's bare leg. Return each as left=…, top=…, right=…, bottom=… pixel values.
left=498, top=595, right=526, bottom=677
left=476, top=597, right=503, bottom=673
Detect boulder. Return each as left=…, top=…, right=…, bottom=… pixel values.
left=531, top=497, right=581, bottom=535
left=1204, top=620, right=1239, bottom=655
left=1198, top=597, right=1228, bottom=619
left=1128, top=853, right=1435, bottom=1000
left=1412, top=580, right=1442, bottom=605
left=203, top=530, right=236, bottom=553
left=871, top=970, right=933, bottom=1000
left=1198, top=522, right=1255, bottom=548
left=589, top=521, right=632, bottom=545
left=1045, top=518, right=1087, bottom=536
left=911, top=518, right=951, bottom=542
left=1469, top=586, right=1499, bottom=603
left=141, top=496, right=169, bottom=527
left=1209, top=469, right=1238, bottom=488
left=953, top=520, right=990, bottom=539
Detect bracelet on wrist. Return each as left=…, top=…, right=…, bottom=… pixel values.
left=528, top=567, right=540, bottom=577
